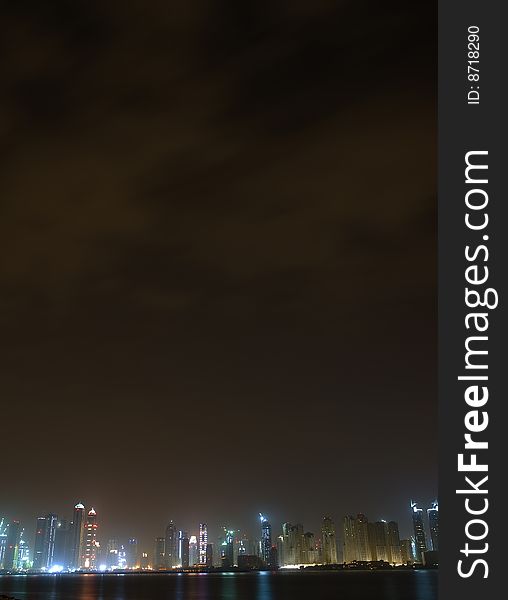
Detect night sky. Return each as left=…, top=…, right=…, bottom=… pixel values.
left=0, top=1, right=436, bottom=549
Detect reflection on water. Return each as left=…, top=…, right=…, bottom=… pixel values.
left=0, top=571, right=438, bottom=600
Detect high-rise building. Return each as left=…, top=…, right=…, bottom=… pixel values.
left=199, top=523, right=208, bottom=565
left=32, top=514, right=57, bottom=570
left=118, top=544, right=127, bottom=569
left=189, top=535, right=198, bottom=566
left=427, top=501, right=439, bottom=551
left=106, top=539, right=119, bottom=569
left=386, top=521, right=402, bottom=564
left=83, top=507, right=98, bottom=569
left=343, top=514, right=373, bottom=563
left=46, top=514, right=58, bottom=568
left=368, top=521, right=388, bottom=562
left=321, top=516, right=338, bottom=564
left=181, top=535, right=190, bottom=568
left=0, top=518, right=8, bottom=569
left=53, top=519, right=71, bottom=568
left=343, top=516, right=357, bottom=563
left=154, top=537, right=165, bottom=569
left=410, top=501, right=428, bottom=562
left=33, top=516, right=48, bottom=570
left=205, top=543, right=213, bottom=567
left=16, top=529, right=30, bottom=571
left=355, top=514, right=371, bottom=561
left=281, top=523, right=303, bottom=566
left=219, top=529, right=234, bottom=568
left=70, top=503, right=85, bottom=570
left=301, top=532, right=319, bottom=564
left=164, top=521, right=178, bottom=568
left=3, top=520, right=21, bottom=571
left=259, top=514, right=272, bottom=567
left=126, top=538, right=138, bottom=568
left=400, top=538, right=414, bottom=564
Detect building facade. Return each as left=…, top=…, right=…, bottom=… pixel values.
left=411, top=501, right=428, bottom=562
left=165, top=521, right=178, bottom=568
left=321, top=516, right=338, bottom=564
left=427, top=501, right=439, bottom=551
left=199, top=523, right=208, bottom=565
left=70, top=503, right=85, bottom=570
left=82, top=508, right=98, bottom=569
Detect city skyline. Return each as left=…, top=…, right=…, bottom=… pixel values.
left=1, top=499, right=438, bottom=573
left=1, top=497, right=438, bottom=558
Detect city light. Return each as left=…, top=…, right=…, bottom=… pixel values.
left=0, top=498, right=438, bottom=574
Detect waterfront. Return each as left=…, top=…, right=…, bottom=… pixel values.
left=0, top=571, right=437, bottom=600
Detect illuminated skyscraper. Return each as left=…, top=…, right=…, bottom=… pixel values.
left=205, top=543, right=213, bottom=566
left=53, top=518, right=71, bottom=568
left=181, top=534, right=190, bottom=568
left=410, top=501, right=428, bottom=562
left=400, top=538, right=414, bottom=563
left=106, top=539, right=119, bottom=569
left=427, top=501, right=439, bottom=551
left=189, top=535, right=198, bottom=566
left=259, top=514, right=272, bottom=567
left=16, top=529, right=30, bottom=571
left=70, top=503, right=85, bottom=570
left=154, top=537, right=165, bottom=570
left=118, top=544, right=127, bottom=569
left=321, top=516, right=338, bottom=564
left=301, top=532, right=319, bottom=564
left=343, top=514, right=373, bottom=563
left=199, top=523, right=208, bottom=565
left=33, top=516, right=48, bottom=570
left=164, top=521, right=178, bottom=568
left=368, top=521, right=388, bottom=562
left=220, top=529, right=234, bottom=568
left=83, top=508, right=98, bottom=569
left=127, top=538, right=138, bottom=568
left=343, top=516, right=357, bottom=563
left=33, top=514, right=57, bottom=570
left=3, top=520, right=21, bottom=571
left=0, top=518, right=8, bottom=569
left=281, top=523, right=303, bottom=566
left=386, top=521, right=402, bottom=564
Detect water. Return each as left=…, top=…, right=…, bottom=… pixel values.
left=0, top=571, right=438, bottom=600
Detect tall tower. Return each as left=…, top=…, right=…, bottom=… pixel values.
left=321, top=516, right=338, bottom=564
left=355, top=514, right=371, bottom=561
left=427, top=501, right=439, bottom=551
left=343, top=516, right=357, bottom=563
left=181, top=534, right=190, bottom=568
left=33, top=516, right=48, bottom=570
left=0, top=518, right=8, bottom=568
left=387, top=521, right=402, bottom=564
left=199, top=523, right=208, bottom=565
left=165, top=521, right=178, bottom=568
left=16, top=529, right=30, bottom=571
left=259, top=514, right=272, bottom=567
left=45, top=514, right=58, bottom=568
left=154, top=537, right=165, bottom=570
left=127, top=538, right=138, bottom=568
left=70, top=503, right=85, bottom=570
left=220, top=529, right=235, bottom=567
left=410, top=501, right=428, bottom=562
left=3, top=520, right=21, bottom=571
left=189, top=535, right=198, bottom=566
left=32, top=514, right=57, bottom=569
left=83, top=508, right=98, bottom=569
